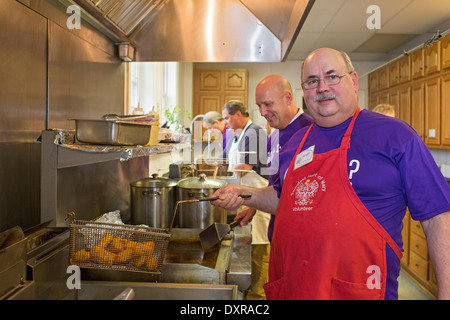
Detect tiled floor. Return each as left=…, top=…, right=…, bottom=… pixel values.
left=398, top=270, right=434, bottom=300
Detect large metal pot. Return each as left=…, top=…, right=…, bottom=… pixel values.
left=130, top=174, right=177, bottom=228
left=176, top=174, right=227, bottom=228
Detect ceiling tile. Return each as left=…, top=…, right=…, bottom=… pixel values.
left=353, top=33, right=419, bottom=53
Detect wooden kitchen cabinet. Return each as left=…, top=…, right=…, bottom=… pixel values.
left=368, top=36, right=450, bottom=150
left=442, top=74, right=450, bottom=146
left=193, top=68, right=248, bottom=117
left=389, top=60, right=400, bottom=87
left=425, top=41, right=441, bottom=75
left=378, top=65, right=390, bottom=91
left=411, top=48, right=425, bottom=80
left=409, top=217, right=432, bottom=286
left=399, top=55, right=411, bottom=84
left=424, top=77, right=441, bottom=146
left=399, top=86, right=411, bottom=125
left=389, top=89, right=399, bottom=119
left=401, top=213, right=438, bottom=298
left=369, top=71, right=379, bottom=93
left=442, top=34, right=450, bottom=69
left=378, top=92, right=389, bottom=105
left=411, top=83, right=424, bottom=140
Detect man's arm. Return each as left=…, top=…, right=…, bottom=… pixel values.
left=211, top=184, right=279, bottom=214
left=421, top=211, right=450, bottom=299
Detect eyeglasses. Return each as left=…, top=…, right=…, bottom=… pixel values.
left=301, top=72, right=352, bottom=90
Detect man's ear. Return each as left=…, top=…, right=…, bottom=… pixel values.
left=351, top=71, right=359, bottom=92
left=284, top=90, right=294, bottom=105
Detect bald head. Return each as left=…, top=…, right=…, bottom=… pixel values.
left=256, top=75, right=299, bottom=130
left=257, top=75, right=293, bottom=94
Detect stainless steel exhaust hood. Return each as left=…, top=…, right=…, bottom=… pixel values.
left=72, top=0, right=315, bottom=62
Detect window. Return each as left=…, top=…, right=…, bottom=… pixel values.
left=128, top=62, right=178, bottom=121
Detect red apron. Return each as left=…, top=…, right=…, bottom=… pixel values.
left=263, top=108, right=402, bottom=300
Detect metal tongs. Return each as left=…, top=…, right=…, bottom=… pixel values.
left=102, top=114, right=150, bottom=121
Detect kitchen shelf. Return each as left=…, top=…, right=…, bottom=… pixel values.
left=40, top=129, right=189, bottom=226
left=41, top=129, right=188, bottom=169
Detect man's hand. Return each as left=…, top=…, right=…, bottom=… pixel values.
left=235, top=206, right=257, bottom=226
left=211, top=184, right=249, bottom=211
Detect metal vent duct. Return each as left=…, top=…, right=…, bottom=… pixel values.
left=72, top=0, right=315, bottom=62
left=83, top=0, right=166, bottom=36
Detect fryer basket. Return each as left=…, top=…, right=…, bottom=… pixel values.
left=67, top=212, right=171, bottom=274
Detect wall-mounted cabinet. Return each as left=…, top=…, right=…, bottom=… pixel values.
left=442, top=74, right=450, bottom=146
left=425, top=40, right=441, bottom=75
left=424, top=78, right=441, bottom=146
left=389, top=59, right=400, bottom=87
left=411, top=82, right=425, bottom=139
left=411, top=48, right=425, bottom=80
left=369, top=33, right=450, bottom=150
left=442, top=35, right=450, bottom=69
left=399, top=55, right=411, bottom=84
left=399, top=86, right=411, bottom=125
left=378, top=65, right=390, bottom=91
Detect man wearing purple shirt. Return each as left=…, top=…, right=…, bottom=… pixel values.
left=254, top=75, right=313, bottom=242
left=212, top=48, right=450, bottom=300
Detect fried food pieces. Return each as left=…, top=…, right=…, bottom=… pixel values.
left=71, top=233, right=158, bottom=272
left=90, top=244, right=115, bottom=266
left=70, top=249, right=90, bottom=264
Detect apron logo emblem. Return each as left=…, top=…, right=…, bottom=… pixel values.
left=291, top=173, right=326, bottom=211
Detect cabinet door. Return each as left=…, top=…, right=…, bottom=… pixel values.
left=378, top=65, right=389, bottom=90
left=441, top=34, right=450, bottom=70
left=198, top=70, right=221, bottom=91
left=442, top=74, right=450, bottom=145
left=389, top=60, right=400, bottom=87
left=411, top=83, right=424, bottom=139
left=377, top=92, right=389, bottom=105
left=399, top=86, right=411, bottom=125
left=199, top=95, right=221, bottom=115
left=224, top=70, right=247, bottom=91
left=411, top=48, right=425, bottom=79
left=389, top=89, right=400, bottom=118
left=399, top=55, right=411, bottom=84
left=193, top=68, right=248, bottom=117
left=369, top=71, right=378, bottom=93
left=425, top=41, right=441, bottom=75
left=424, top=78, right=441, bottom=146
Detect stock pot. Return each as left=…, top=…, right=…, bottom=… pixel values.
left=130, top=174, right=177, bottom=228
left=175, top=174, right=227, bottom=228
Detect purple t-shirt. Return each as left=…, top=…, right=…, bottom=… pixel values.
left=267, top=112, right=314, bottom=186
left=267, top=112, right=313, bottom=241
left=273, top=109, right=450, bottom=300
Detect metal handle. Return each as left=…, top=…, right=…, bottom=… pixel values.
left=196, top=194, right=252, bottom=202
left=142, top=190, right=161, bottom=196
left=188, top=192, right=208, bottom=198
left=229, top=218, right=243, bottom=229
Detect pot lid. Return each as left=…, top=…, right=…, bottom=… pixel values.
left=131, top=174, right=177, bottom=188
left=177, top=174, right=227, bottom=189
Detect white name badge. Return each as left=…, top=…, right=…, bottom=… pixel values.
left=294, top=145, right=315, bottom=170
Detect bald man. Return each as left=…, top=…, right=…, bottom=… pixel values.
left=255, top=75, right=312, bottom=241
